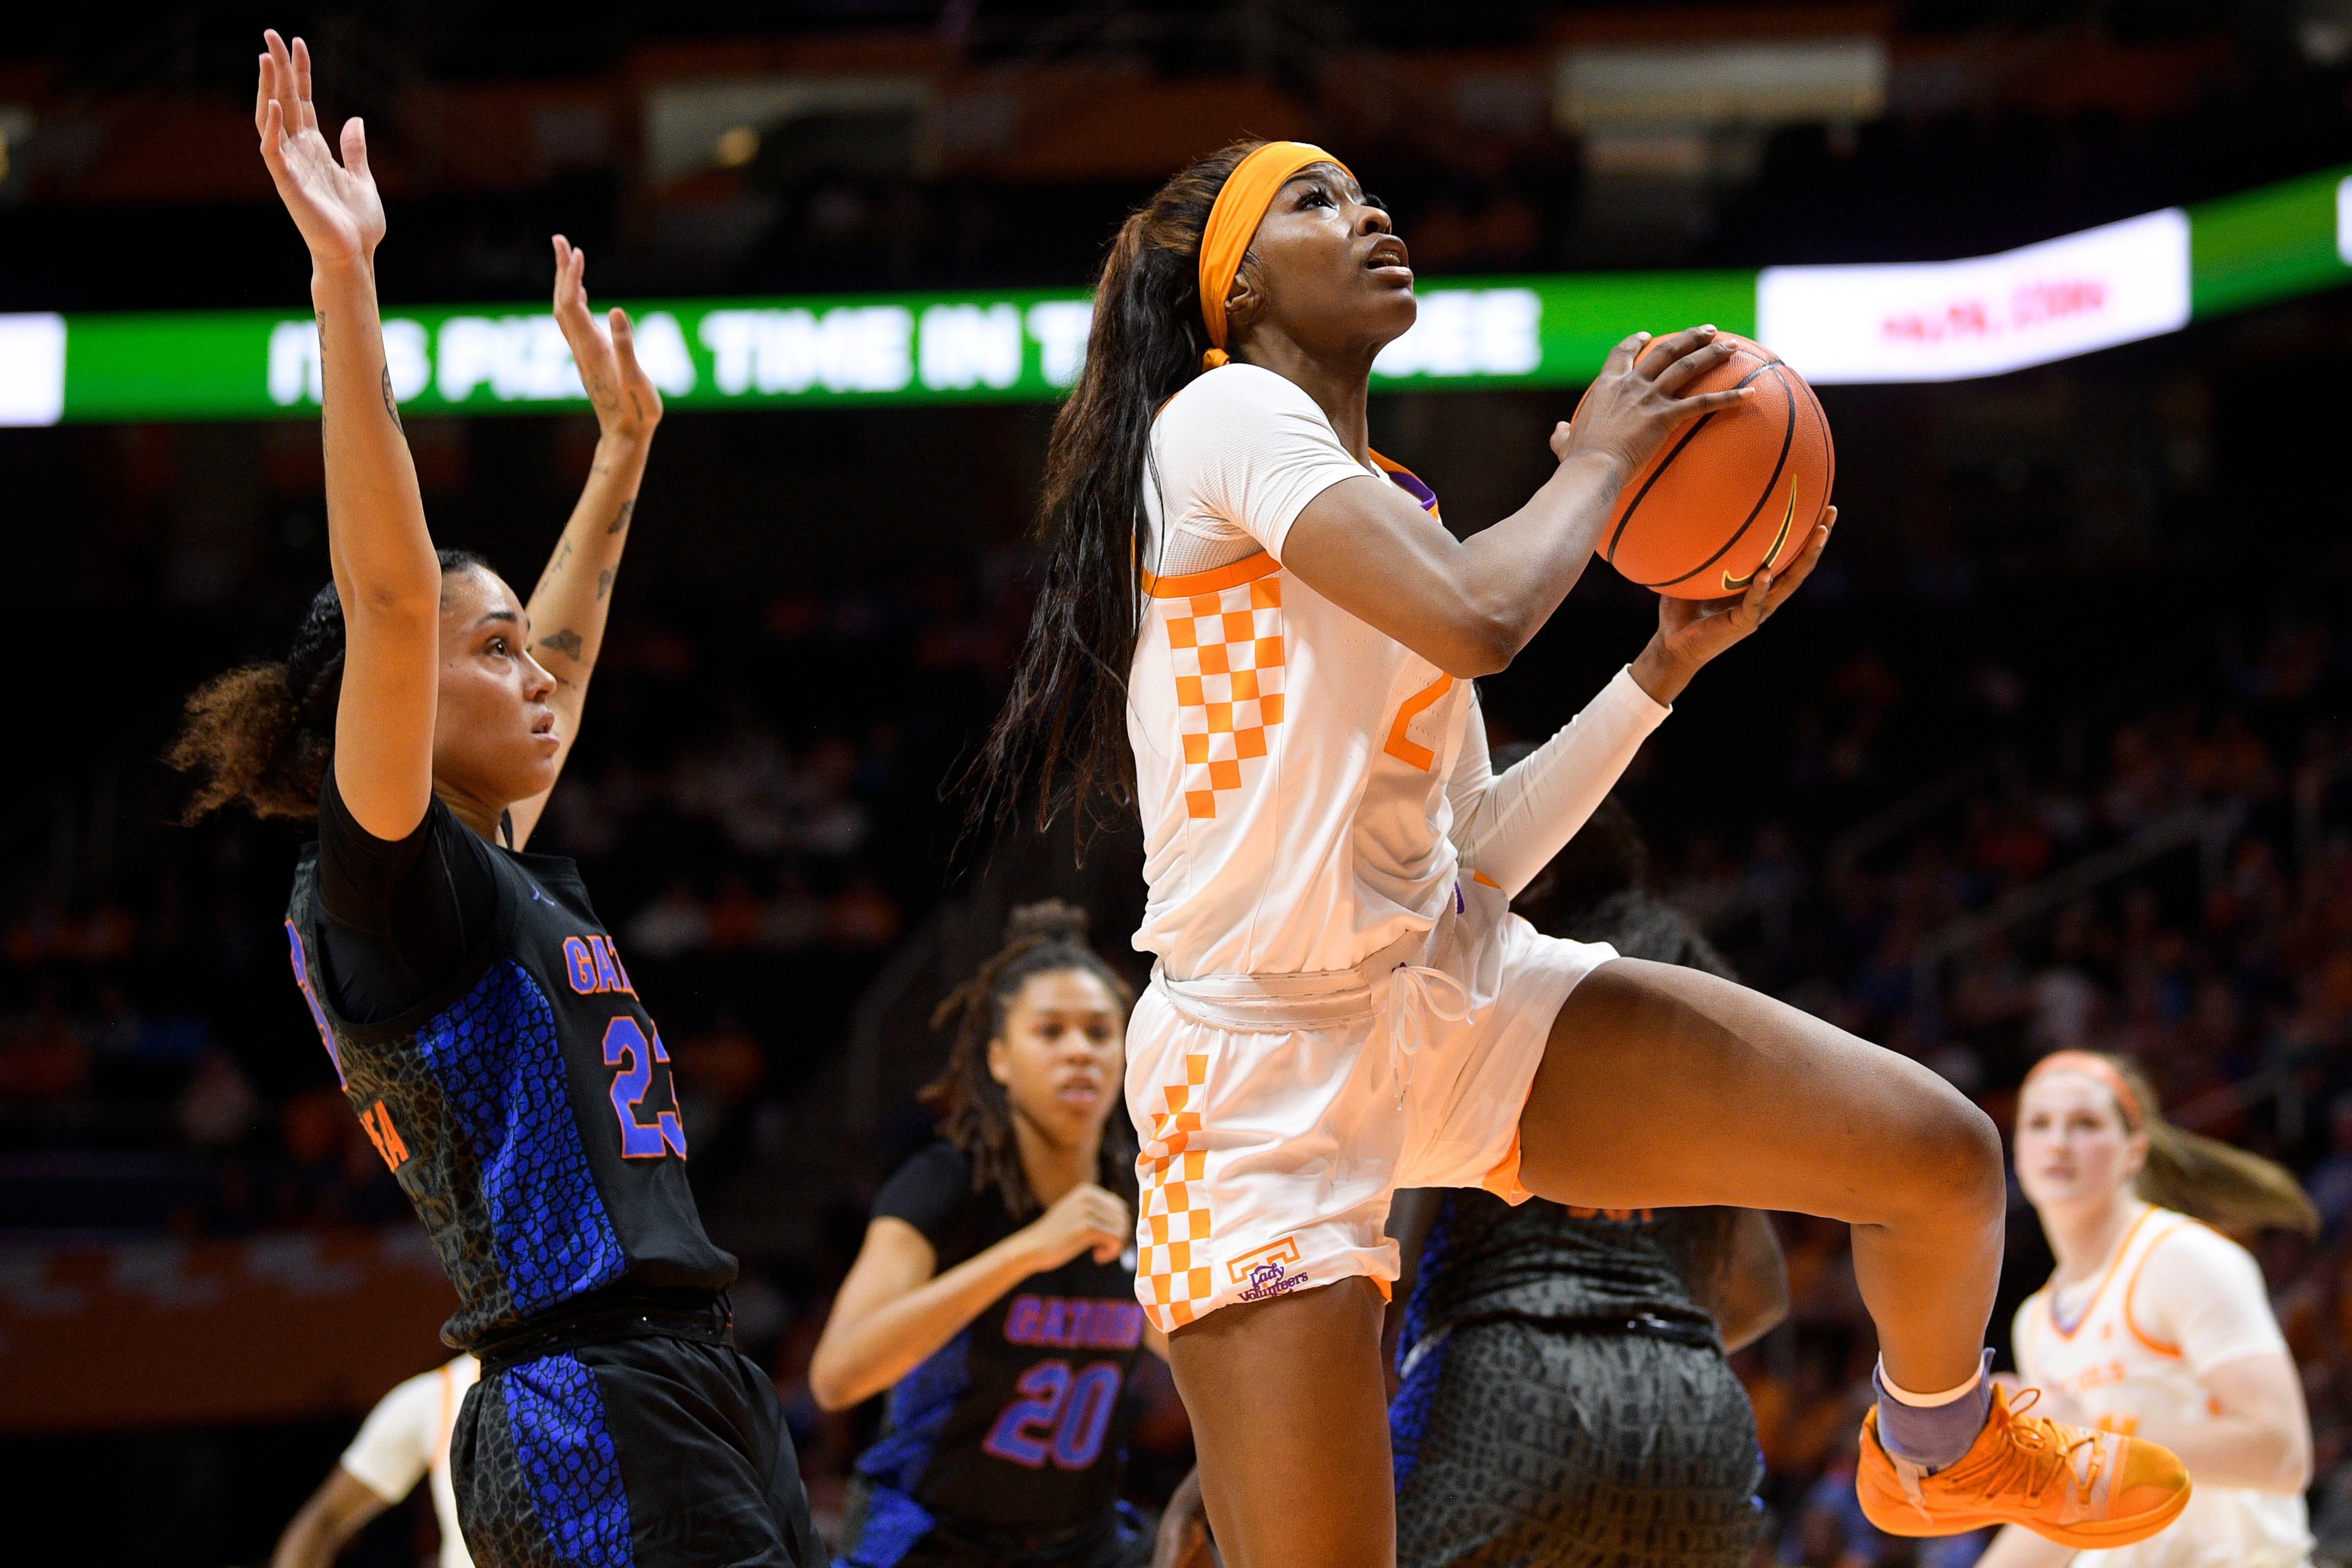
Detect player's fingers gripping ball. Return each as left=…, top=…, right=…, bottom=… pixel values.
left=1579, top=331, right=1836, bottom=600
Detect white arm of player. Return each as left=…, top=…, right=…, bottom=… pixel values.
left=1447, top=668, right=1670, bottom=898
left=2108, top=1229, right=2311, bottom=1494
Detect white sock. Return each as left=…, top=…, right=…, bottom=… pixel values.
left=1878, top=1356, right=1985, bottom=1407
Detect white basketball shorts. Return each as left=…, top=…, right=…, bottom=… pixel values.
left=1123, top=880, right=1616, bottom=1332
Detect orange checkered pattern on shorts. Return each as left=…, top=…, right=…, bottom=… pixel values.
left=1164, top=569, right=1285, bottom=821
left=1136, top=1050, right=1213, bottom=1331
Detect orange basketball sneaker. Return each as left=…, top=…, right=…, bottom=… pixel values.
left=1858, top=1384, right=2191, bottom=1545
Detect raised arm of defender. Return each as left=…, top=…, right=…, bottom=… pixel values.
left=507, top=236, right=665, bottom=849
left=258, top=32, right=653, bottom=849
left=257, top=30, right=439, bottom=842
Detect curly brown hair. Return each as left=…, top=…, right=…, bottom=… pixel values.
left=920, top=900, right=1138, bottom=1220
left=166, top=551, right=490, bottom=822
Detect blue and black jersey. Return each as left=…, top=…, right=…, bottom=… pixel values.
left=836, top=1142, right=1152, bottom=1568
left=289, top=776, right=818, bottom=1566
left=286, top=774, right=734, bottom=1349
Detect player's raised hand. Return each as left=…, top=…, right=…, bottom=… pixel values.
left=1630, top=506, right=1836, bottom=704
left=1558, top=325, right=1755, bottom=484
left=552, top=236, right=662, bottom=441
left=255, top=30, right=384, bottom=269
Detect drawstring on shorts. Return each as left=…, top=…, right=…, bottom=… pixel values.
left=1386, top=961, right=1474, bottom=1105
left=1149, top=887, right=1489, bottom=1111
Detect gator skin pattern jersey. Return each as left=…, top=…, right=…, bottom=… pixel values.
left=841, top=1178, right=1148, bottom=1562
left=1406, top=1189, right=1719, bottom=1343
left=285, top=838, right=735, bottom=1348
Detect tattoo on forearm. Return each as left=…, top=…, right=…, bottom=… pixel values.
left=381, top=364, right=403, bottom=433
left=609, top=499, right=635, bottom=535
left=596, top=569, right=614, bottom=600
left=532, top=538, right=575, bottom=598
left=538, top=628, right=586, bottom=662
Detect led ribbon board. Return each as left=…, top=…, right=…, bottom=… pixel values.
left=2, top=275, right=1755, bottom=426
left=1757, top=210, right=2194, bottom=384
left=3, top=164, right=2347, bottom=426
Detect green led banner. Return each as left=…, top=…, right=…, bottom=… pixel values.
left=1, top=163, right=2346, bottom=426
left=26, top=273, right=1755, bottom=427
left=2189, top=164, right=2352, bottom=319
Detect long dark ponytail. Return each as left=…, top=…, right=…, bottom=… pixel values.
left=920, top=900, right=1138, bottom=1219
left=167, top=550, right=491, bottom=822
left=965, top=141, right=1264, bottom=843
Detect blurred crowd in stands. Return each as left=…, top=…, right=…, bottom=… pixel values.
left=1707, top=651, right=2352, bottom=1563
left=15, top=2, right=2352, bottom=317
left=6, top=525, right=2348, bottom=1559
left=9, top=2, right=2352, bottom=1551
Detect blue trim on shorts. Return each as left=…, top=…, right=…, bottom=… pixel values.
left=502, top=1350, right=636, bottom=1567
left=834, top=1485, right=936, bottom=1568
left=838, top=1332, right=973, bottom=1564
left=1389, top=1195, right=1458, bottom=1490
left=1389, top=1327, right=1451, bottom=1490
left=853, top=1328, right=971, bottom=1495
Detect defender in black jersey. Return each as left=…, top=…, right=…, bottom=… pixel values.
left=1385, top=803, right=1790, bottom=1568
left=172, top=38, right=819, bottom=1567
left=811, top=905, right=1165, bottom=1568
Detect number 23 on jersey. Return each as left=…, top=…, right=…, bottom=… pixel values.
left=563, top=932, right=686, bottom=1159
left=600, top=1016, right=688, bottom=1159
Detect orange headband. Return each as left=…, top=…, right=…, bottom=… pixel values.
left=2024, top=1050, right=2146, bottom=1131
left=1197, top=141, right=1354, bottom=371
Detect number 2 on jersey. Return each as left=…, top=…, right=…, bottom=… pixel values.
left=982, top=1360, right=1122, bottom=1470
left=601, top=1016, right=688, bottom=1159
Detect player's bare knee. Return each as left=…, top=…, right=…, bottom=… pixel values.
left=1885, top=1079, right=2004, bottom=1224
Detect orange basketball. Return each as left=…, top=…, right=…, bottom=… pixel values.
left=1581, top=332, right=1835, bottom=600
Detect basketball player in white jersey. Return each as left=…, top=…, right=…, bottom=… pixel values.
left=969, top=138, right=2191, bottom=1566
left=272, top=1354, right=480, bottom=1568
left=1980, top=1050, right=2319, bottom=1568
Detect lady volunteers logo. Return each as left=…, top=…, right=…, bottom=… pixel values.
left=1229, top=1237, right=1310, bottom=1302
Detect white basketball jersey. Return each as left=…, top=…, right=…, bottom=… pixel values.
left=2015, top=1208, right=2310, bottom=1568
left=1129, top=368, right=1478, bottom=981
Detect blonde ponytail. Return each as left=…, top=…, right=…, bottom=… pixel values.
left=2133, top=1096, right=2319, bottom=1238
left=2031, top=1053, right=2320, bottom=1238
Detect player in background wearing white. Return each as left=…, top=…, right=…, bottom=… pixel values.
left=966, top=138, right=2191, bottom=1568
left=1980, top=1051, right=2320, bottom=1568
left=273, top=1355, right=480, bottom=1568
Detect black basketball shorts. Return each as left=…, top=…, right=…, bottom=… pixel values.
left=452, top=1331, right=824, bottom=1567
left=1392, top=1317, right=1766, bottom=1568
